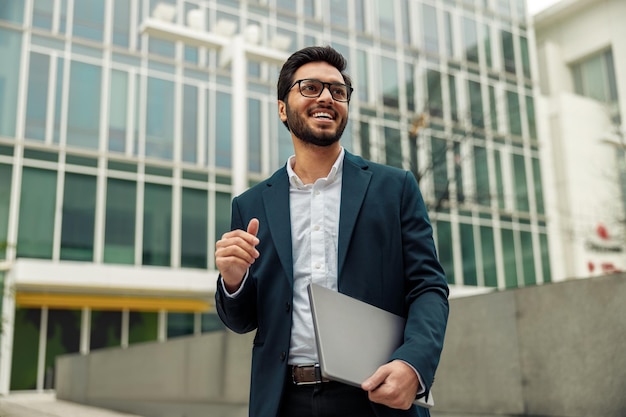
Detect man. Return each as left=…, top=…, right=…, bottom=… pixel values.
left=215, top=45, right=449, bottom=417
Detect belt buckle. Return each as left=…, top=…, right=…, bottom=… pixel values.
left=292, top=363, right=323, bottom=385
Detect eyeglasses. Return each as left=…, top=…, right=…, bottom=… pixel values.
left=288, top=79, right=353, bottom=102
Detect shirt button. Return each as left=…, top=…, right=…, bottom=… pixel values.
left=313, top=225, right=320, bottom=231
left=314, top=190, right=320, bottom=196
left=315, top=263, right=321, bottom=269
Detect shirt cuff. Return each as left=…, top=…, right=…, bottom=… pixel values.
left=220, top=270, right=249, bottom=298
left=398, top=360, right=426, bottom=396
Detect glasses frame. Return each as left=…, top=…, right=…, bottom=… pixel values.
left=287, top=78, right=353, bottom=102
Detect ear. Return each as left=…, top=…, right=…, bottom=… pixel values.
left=278, top=100, right=287, bottom=123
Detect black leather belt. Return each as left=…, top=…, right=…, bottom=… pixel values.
left=290, top=363, right=330, bottom=385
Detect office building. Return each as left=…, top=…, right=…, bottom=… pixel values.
left=534, top=0, right=626, bottom=279
left=0, top=0, right=549, bottom=393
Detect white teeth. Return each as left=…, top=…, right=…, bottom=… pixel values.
left=312, top=112, right=333, bottom=119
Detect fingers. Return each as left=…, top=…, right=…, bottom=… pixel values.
left=362, top=361, right=418, bottom=410
left=247, top=218, right=259, bottom=237
left=215, top=218, right=261, bottom=290
left=361, top=366, right=389, bottom=392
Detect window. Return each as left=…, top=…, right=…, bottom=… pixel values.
left=11, top=308, right=41, bottom=390
left=463, top=17, right=479, bottom=64
left=0, top=28, right=22, bottom=137
left=422, top=5, right=438, bottom=54
left=540, top=233, right=552, bottom=283
left=526, top=95, right=536, bottom=139
left=501, top=228, right=518, bottom=288
left=104, top=178, right=136, bottom=264
left=432, top=137, right=449, bottom=203
left=0, top=164, right=11, bottom=260
left=145, top=77, right=175, bottom=160
left=215, top=191, right=232, bottom=251
left=468, top=80, right=484, bottom=128
left=376, top=0, right=395, bottom=40
left=61, top=173, right=97, bottom=261
left=0, top=0, right=24, bottom=23
left=128, top=312, right=158, bottom=344
left=520, top=36, right=531, bottom=79
left=330, top=0, right=349, bottom=28
left=506, top=90, right=522, bottom=136
left=32, top=0, right=53, bottom=30
left=356, top=50, right=369, bottom=103
left=67, top=61, right=102, bottom=150
left=520, top=231, right=535, bottom=285
left=142, top=183, right=172, bottom=266
left=359, top=120, right=371, bottom=161
left=532, top=157, right=545, bottom=215
left=494, top=149, right=505, bottom=209
left=112, top=0, right=131, bottom=47
left=384, top=126, right=402, bottom=168
left=488, top=86, right=498, bottom=131
left=109, top=70, right=128, bottom=153
left=405, top=63, right=416, bottom=112
left=572, top=49, right=619, bottom=104
left=181, top=188, right=208, bottom=268
left=73, top=0, right=105, bottom=41
left=182, top=85, right=199, bottom=164
left=483, top=24, right=493, bottom=68
left=513, top=154, right=529, bottom=212
left=248, top=98, right=262, bottom=173
left=480, top=226, right=498, bottom=287
left=448, top=74, right=458, bottom=122
left=215, top=91, right=232, bottom=168
left=473, top=146, right=490, bottom=205
left=91, top=311, right=122, bottom=350
left=460, top=223, right=477, bottom=285
left=381, top=57, right=399, bottom=108
left=167, top=312, right=195, bottom=338
left=426, top=70, right=443, bottom=117
left=501, top=30, right=516, bottom=74
left=17, top=168, right=57, bottom=259
left=25, top=52, right=50, bottom=141
left=436, top=221, right=455, bottom=284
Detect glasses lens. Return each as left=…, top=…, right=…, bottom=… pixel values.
left=329, top=84, right=349, bottom=101
left=299, top=80, right=323, bottom=98
left=298, top=80, right=350, bottom=101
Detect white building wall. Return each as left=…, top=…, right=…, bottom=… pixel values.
left=535, top=0, right=626, bottom=279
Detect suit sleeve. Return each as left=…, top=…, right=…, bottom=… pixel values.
left=215, top=196, right=259, bottom=334
left=390, top=171, right=449, bottom=396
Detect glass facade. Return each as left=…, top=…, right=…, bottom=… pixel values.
left=0, top=0, right=550, bottom=392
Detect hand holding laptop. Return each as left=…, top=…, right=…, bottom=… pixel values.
left=362, top=360, right=423, bottom=410
left=308, top=284, right=435, bottom=409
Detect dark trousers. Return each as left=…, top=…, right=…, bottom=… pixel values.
left=277, top=379, right=377, bottom=417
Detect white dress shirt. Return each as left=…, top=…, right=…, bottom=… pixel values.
left=286, top=148, right=343, bottom=365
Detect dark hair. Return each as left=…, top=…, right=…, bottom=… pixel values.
left=277, top=45, right=352, bottom=102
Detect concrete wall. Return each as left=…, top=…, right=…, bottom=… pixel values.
left=57, top=274, right=626, bottom=417
left=56, top=329, right=255, bottom=417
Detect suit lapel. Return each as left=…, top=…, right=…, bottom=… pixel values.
left=338, top=153, right=372, bottom=280
left=262, top=168, right=294, bottom=286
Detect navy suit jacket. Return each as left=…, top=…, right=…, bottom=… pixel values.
left=216, top=151, right=449, bottom=417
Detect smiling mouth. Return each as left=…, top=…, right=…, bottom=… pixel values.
left=311, top=111, right=335, bottom=120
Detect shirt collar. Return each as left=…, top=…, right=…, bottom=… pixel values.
left=287, top=147, right=345, bottom=189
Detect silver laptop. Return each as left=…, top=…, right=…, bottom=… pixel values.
left=307, top=283, right=434, bottom=409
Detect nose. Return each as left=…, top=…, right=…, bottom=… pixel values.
left=317, top=85, right=335, bottom=102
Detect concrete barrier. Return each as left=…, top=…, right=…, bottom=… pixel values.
left=56, top=274, right=626, bottom=417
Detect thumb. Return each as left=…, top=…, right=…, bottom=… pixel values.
left=361, top=366, right=390, bottom=392
left=247, top=218, right=259, bottom=237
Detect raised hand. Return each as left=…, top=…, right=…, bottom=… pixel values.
left=215, top=218, right=260, bottom=293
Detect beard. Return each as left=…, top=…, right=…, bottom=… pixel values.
left=285, top=102, right=347, bottom=147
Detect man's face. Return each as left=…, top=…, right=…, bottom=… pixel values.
left=278, top=62, right=349, bottom=147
